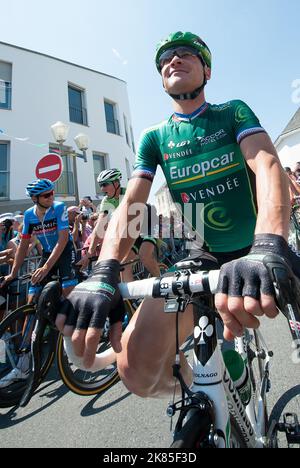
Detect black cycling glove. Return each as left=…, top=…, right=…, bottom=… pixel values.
left=62, top=260, right=126, bottom=330
left=217, top=234, right=291, bottom=299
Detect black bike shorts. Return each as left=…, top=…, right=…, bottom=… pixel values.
left=29, top=242, right=78, bottom=295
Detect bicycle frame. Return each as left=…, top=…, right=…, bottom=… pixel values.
left=119, top=253, right=300, bottom=448
left=186, top=297, right=267, bottom=448
left=237, top=331, right=270, bottom=436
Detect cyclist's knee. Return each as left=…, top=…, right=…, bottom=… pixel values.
left=117, top=359, right=154, bottom=398
left=55, top=314, right=65, bottom=332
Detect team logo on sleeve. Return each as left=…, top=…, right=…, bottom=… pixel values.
left=61, top=207, right=69, bottom=222
left=235, top=104, right=254, bottom=124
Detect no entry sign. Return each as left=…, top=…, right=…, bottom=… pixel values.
left=35, top=153, right=63, bottom=183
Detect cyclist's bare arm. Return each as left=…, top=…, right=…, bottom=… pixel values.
left=31, top=229, right=69, bottom=284
left=99, top=178, right=152, bottom=262
left=4, top=237, right=31, bottom=281
left=65, top=178, right=152, bottom=365
left=241, top=132, right=290, bottom=239
left=216, top=132, right=288, bottom=340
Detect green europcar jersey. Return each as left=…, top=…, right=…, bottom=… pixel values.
left=133, top=100, right=267, bottom=253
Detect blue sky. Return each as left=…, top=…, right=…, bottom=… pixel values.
left=1, top=0, right=300, bottom=198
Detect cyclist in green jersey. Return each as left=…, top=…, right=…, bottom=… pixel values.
left=81, top=169, right=161, bottom=280
left=59, top=32, right=294, bottom=394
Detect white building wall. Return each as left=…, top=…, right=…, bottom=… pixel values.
left=155, top=184, right=179, bottom=218
left=0, top=42, right=135, bottom=208
left=275, top=131, right=300, bottom=171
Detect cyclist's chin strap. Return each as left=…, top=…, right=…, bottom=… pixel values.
left=108, top=181, right=121, bottom=200
left=167, top=79, right=207, bottom=101
left=35, top=197, right=49, bottom=210
left=166, top=60, right=207, bottom=101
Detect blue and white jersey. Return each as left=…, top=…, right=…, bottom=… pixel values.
left=22, top=202, right=70, bottom=253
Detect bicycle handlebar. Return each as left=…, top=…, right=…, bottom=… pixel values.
left=119, top=270, right=220, bottom=300
left=119, top=253, right=300, bottom=344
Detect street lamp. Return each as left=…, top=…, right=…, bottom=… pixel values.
left=51, top=121, right=89, bottom=205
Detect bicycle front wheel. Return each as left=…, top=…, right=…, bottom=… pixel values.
left=245, top=329, right=269, bottom=432
left=0, top=305, right=57, bottom=408
left=170, top=412, right=248, bottom=448
left=57, top=300, right=134, bottom=396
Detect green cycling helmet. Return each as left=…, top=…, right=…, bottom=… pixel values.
left=155, top=31, right=212, bottom=73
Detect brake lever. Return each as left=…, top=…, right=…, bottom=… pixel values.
left=263, top=254, right=298, bottom=311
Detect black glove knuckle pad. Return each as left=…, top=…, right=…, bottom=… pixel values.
left=62, top=260, right=123, bottom=330
left=216, top=234, right=292, bottom=299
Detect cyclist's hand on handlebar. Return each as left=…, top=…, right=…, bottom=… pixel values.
left=0, top=274, right=15, bottom=289
left=215, top=234, right=289, bottom=341
left=31, top=266, right=49, bottom=285
left=59, top=260, right=125, bottom=368
left=76, top=255, right=90, bottom=272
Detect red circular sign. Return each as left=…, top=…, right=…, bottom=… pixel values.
left=35, top=153, right=63, bottom=183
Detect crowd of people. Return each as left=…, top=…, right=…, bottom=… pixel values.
left=0, top=172, right=184, bottom=322
left=284, top=163, right=300, bottom=204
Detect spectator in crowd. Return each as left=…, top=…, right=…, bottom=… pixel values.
left=0, top=217, right=15, bottom=248
left=12, top=214, right=24, bottom=234
left=77, top=213, right=101, bottom=271
left=295, top=171, right=300, bottom=184
left=79, top=196, right=97, bottom=216
left=294, top=162, right=300, bottom=172
left=284, top=167, right=300, bottom=204
left=68, top=206, right=91, bottom=262
left=7, top=223, right=43, bottom=260
left=0, top=217, right=15, bottom=275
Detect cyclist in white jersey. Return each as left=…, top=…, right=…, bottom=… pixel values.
left=82, top=169, right=161, bottom=279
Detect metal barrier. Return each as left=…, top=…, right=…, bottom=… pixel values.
left=2, top=256, right=41, bottom=315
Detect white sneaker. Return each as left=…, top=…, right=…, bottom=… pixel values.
left=0, top=354, right=30, bottom=388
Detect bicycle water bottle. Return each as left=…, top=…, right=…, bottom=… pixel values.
left=223, top=349, right=252, bottom=406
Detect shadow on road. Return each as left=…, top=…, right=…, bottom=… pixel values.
left=0, top=367, right=68, bottom=429
left=80, top=390, right=131, bottom=417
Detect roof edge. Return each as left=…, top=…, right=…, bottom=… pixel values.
left=0, top=41, right=126, bottom=85
left=274, top=127, right=300, bottom=147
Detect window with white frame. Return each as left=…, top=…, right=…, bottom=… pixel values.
left=104, top=100, right=120, bottom=135
left=125, top=158, right=132, bottom=180
left=123, top=114, right=130, bottom=146
left=130, top=126, right=136, bottom=153
left=0, top=142, right=10, bottom=199
left=0, top=62, right=12, bottom=110
left=93, top=152, right=108, bottom=195
left=68, top=84, right=88, bottom=125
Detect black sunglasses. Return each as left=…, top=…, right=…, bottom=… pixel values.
left=39, top=190, right=54, bottom=199
left=159, top=46, right=200, bottom=69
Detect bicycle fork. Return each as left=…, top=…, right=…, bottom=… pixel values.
left=190, top=298, right=231, bottom=448
left=190, top=298, right=259, bottom=448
